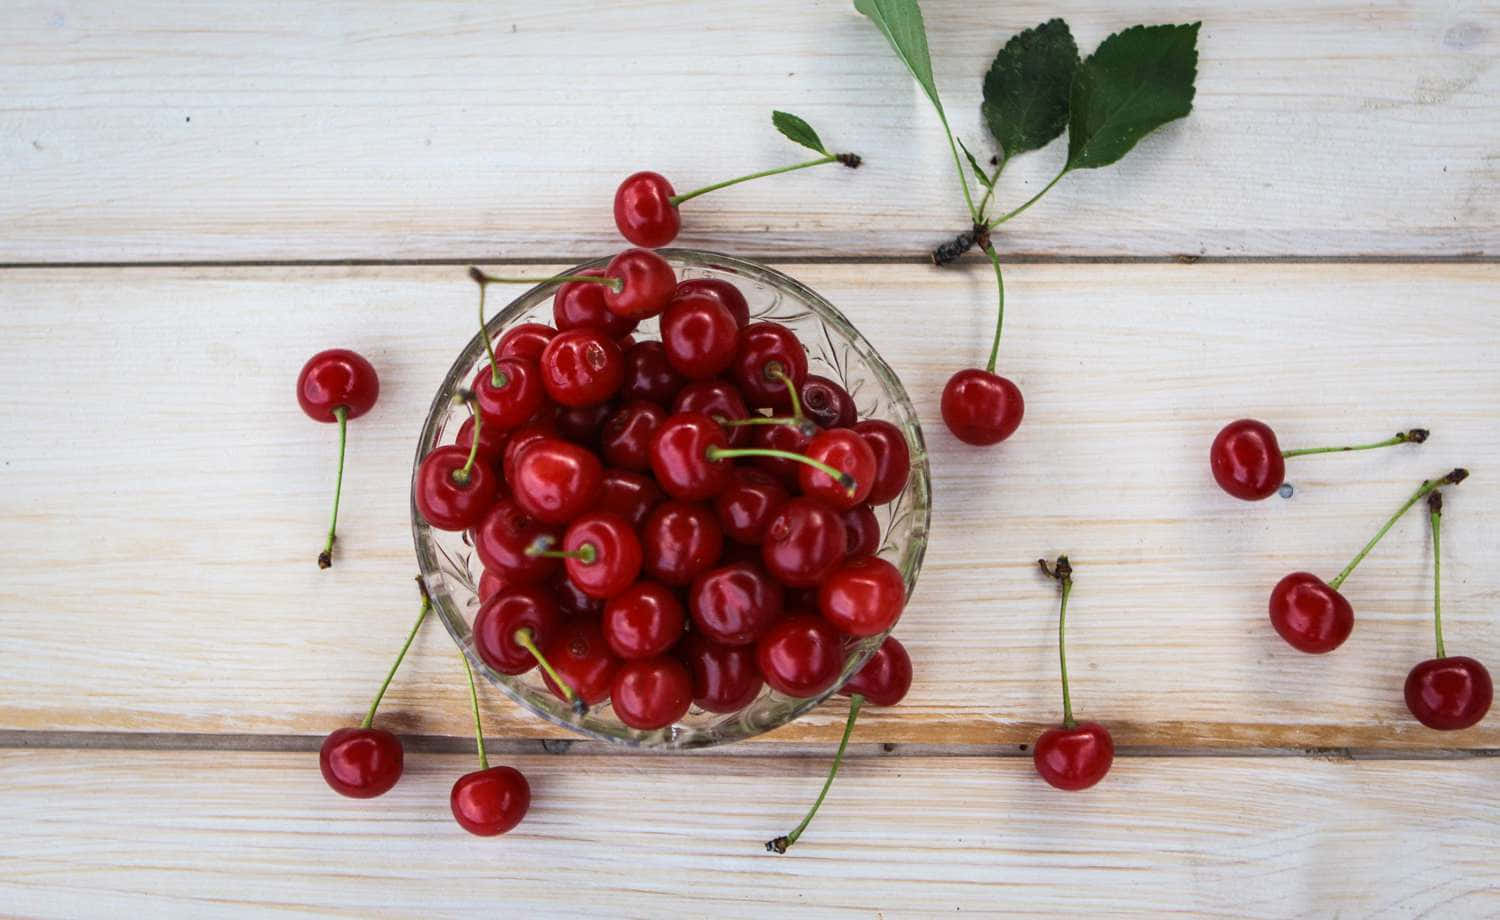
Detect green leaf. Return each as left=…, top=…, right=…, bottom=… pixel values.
left=981, top=19, right=1079, bottom=160
left=956, top=137, right=993, bottom=189
left=1066, top=22, right=1200, bottom=171
left=854, top=0, right=945, bottom=117
left=772, top=110, right=828, bottom=155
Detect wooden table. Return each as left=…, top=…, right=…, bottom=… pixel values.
left=3, top=2, right=1497, bottom=916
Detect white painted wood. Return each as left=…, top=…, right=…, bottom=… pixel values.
left=2, top=1, right=1496, bottom=261
left=0, top=262, right=1495, bottom=746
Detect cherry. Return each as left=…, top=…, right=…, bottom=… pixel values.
left=941, top=369, right=1023, bottom=446
left=799, top=428, right=876, bottom=510
left=472, top=497, right=560, bottom=586
left=649, top=412, right=733, bottom=500
left=510, top=437, right=604, bottom=525
left=612, top=655, right=694, bottom=730
left=478, top=568, right=508, bottom=602
left=673, top=378, right=752, bottom=446
left=749, top=416, right=821, bottom=483
left=452, top=654, right=530, bottom=836
left=839, top=504, right=881, bottom=557
left=767, top=635, right=912, bottom=853
left=757, top=614, right=842, bottom=697
left=553, top=571, right=604, bottom=619
left=621, top=340, right=688, bottom=405
left=541, top=618, right=620, bottom=705
left=472, top=587, right=561, bottom=675
left=529, top=512, right=642, bottom=600
left=677, top=633, right=764, bottom=712
left=471, top=359, right=546, bottom=431
left=297, top=348, right=379, bottom=568
left=1211, top=419, right=1429, bottom=501
left=642, top=499, right=725, bottom=586
left=596, top=468, right=665, bottom=528
left=819, top=555, right=905, bottom=637
left=456, top=415, right=508, bottom=465
left=554, top=401, right=616, bottom=447
left=762, top=497, right=846, bottom=588
left=853, top=419, right=911, bottom=505
left=600, top=401, right=667, bottom=471
left=1033, top=557, right=1113, bottom=791
left=612, top=171, right=681, bottom=248
left=689, top=560, right=784, bottom=646
left=732, top=322, right=808, bottom=411
left=502, top=418, right=559, bottom=488
left=602, top=248, right=677, bottom=320
left=660, top=293, right=739, bottom=380
left=539, top=328, right=624, bottom=407
left=799, top=375, right=856, bottom=430
left=603, top=581, right=686, bottom=659
left=415, top=420, right=500, bottom=533
left=714, top=468, right=791, bottom=545
left=554, top=268, right=638, bottom=338
left=674, top=278, right=750, bottom=328
left=496, top=323, right=557, bottom=362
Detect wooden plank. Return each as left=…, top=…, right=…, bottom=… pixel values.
left=0, top=749, right=1496, bottom=917
left=2, top=1, right=1496, bottom=262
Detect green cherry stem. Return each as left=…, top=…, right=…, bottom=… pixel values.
left=449, top=393, right=483, bottom=487
left=525, top=537, right=597, bottom=565
left=1039, top=556, right=1076, bottom=728
left=1429, top=491, right=1446, bottom=658
left=1280, top=428, right=1429, bottom=459
left=974, top=156, right=1007, bottom=220
left=719, top=415, right=818, bottom=436
left=706, top=447, right=857, bottom=497
left=460, top=648, right=488, bottom=770
left=765, top=693, right=863, bottom=854
left=988, top=166, right=1068, bottom=227
left=360, top=580, right=433, bottom=729
left=981, top=242, right=1006, bottom=374
left=470, top=266, right=619, bottom=387
left=513, top=626, right=587, bottom=715
left=1327, top=469, right=1468, bottom=591
left=668, top=153, right=860, bottom=207
left=768, top=367, right=806, bottom=422
left=317, top=405, right=349, bottom=569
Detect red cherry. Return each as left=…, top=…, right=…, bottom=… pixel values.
left=677, top=633, right=764, bottom=712
left=554, top=512, right=643, bottom=600
left=472, top=587, right=561, bottom=675
left=596, top=468, right=665, bottom=528
left=541, top=618, right=620, bottom=705
left=714, top=468, right=791, bottom=545
left=839, top=504, right=881, bottom=557
left=611, top=656, right=694, bottom=730
left=472, top=359, right=547, bottom=431
left=613, top=171, right=681, bottom=248
left=1210, top=419, right=1285, bottom=501
left=600, top=401, right=667, bottom=472
left=538, top=328, right=624, bottom=408
left=757, top=614, right=842, bottom=697
left=478, top=568, right=508, bottom=602
left=841, top=636, right=912, bottom=706
left=496, top=323, right=557, bottom=363
left=1405, top=657, right=1492, bottom=730
left=673, top=378, right=752, bottom=446
left=415, top=444, right=500, bottom=531
left=620, top=340, right=688, bottom=405
left=510, top=437, right=604, bottom=524
left=660, top=294, right=739, bottom=380
left=641, top=499, right=725, bottom=586
left=1268, top=572, right=1354, bottom=654
left=1033, top=722, right=1114, bottom=791
left=450, top=766, right=530, bottom=836
left=501, top=419, right=559, bottom=489
left=941, top=368, right=1024, bottom=446
left=853, top=419, right=911, bottom=505
left=602, top=248, right=677, bottom=320
left=298, top=349, right=379, bottom=422
left=649, top=412, right=733, bottom=501
left=819, top=555, right=905, bottom=637
left=674, top=278, right=750, bottom=328
left=456, top=415, right=508, bottom=464
left=799, top=375, right=856, bottom=430
left=603, top=581, right=687, bottom=659
left=554, top=401, right=616, bottom=447
left=732, top=322, right=808, bottom=411
left=472, top=497, right=560, bottom=586
left=750, top=417, right=821, bottom=484
left=319, top=727, right=403, bottom=798
left=554, top=268, right=638, bottom=338
left=689, top=560, right=784, bottom=646
left=799, top=427, right=876, bottom=510
left=552, top=571, right=604, bottom=619
left=762, top=497, right=846, bottom=588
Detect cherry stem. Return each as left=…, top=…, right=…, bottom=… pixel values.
left=982, top=242, right=1006, bottom=374
left=706, top=447, right=856, bottom=497
left=1429, top=492, right=1446, bottom=659
left=318, top=406, right=349, bottom=569
left=514, top=627, right=587, bottom=716
left=720, top=415, right=818, bottom=436
left=669, top=154, right=856, bottom=207
left=1280, top=429, right=1428, bottom=459
left=768, top=366, right=805, bottom=421
left=472, top=274, right=506, bottom=389
left=449, top=393, right=484, bottom=486
left=1039, top=556, right=1076, bottom=728
left=766, top=693, right=863, bottom=854
left=975, top=156, right=1007, bottom=219
left=524, top=537, right=597, bottom=565
left=1327, top=469, right=1468, bottom=591
left=360, top=580, right=432, bottom=729
left=988, top=166, right=1067, bottom=227
left=460, top=648, right=488, bottom=770
left=469, top=266, right=622, bottom=293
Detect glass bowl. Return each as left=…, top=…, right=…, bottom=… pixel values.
left=413, top=249, right=931, bottom=749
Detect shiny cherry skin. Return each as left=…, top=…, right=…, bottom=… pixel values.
left=757, top=614, right=843, bottom=698
left=620, top=340, right=688, bottom=405
left=538, top=328, right=624, bottom=408
left=541, top=618, right=620, bottom=705
left=450, top=766, right=530, bottom=836
left=689, top=560, right=784, bottom=646
left=478, top=568, right=508, bottom=602
left=1269, top=572, right=1354, bottom=653
left=941, top=368, right=1024, bottom=446
left=751, top=417, right=821, bottom=484
left=510, top=438, right=604, bottom=524
left=415, top=445, right=500, bottom=531
left=600, top=401, right=667, bottom=472
left=819, top=555, right=905, bottom=637
left=714, top=468, right=791, bottom=545
left=603, top=581, right=686, bottom=659
left=799, top=375, right=856, bottom=430
left=732, top=322, right=808, bottom=411
left=502, top=419, right=559, bottom=488
left=1033, top=722, right=1114, bottom=791
left=649, top=412, right=733, bottom=501
left=554, top=401, right=615, bottom=447
left=298, top=349, right=380, bottom=422
left=677, top=633, right=764, bottom=712
left=839, top=504, right=880, bottom=557
left=1210, top=419, right=1285, bottom=501
left=660, top=294, right=738, bottom=380
left=613, top=171, right=680, bottom=248
left=319, top=727, right=403, bottom=798
left=612, top=655, right=694, bottom=730
left=673, top=379, right=751, bottom=446
left=596, top=468, right=665, bottom=528
left=673, top=278, right=750, bottom=328
left=841, top=636, right=912, bottom=706
left=560, top=512, right=642, bottom=600
left=472, top=358, right=547, bottom=431
left=552, top=571, right=604, bottom=618
left=456, top=415, right=508, bottom=464
left=1405, top=657, right=1492, bottom=730
left=496, top=323, right=557, bottom=363
left=641, top=499, right=724, bottom=586
left=472, top=497, right=560, bottom=586
left=762, top=497, right=846, bottom=588
left=799, top=427, right=876, bottom=510
left=473, top=586, right=562, bottom=675
left=603, top=248, right=677, bottom=320
left=554, top=268, right=638, bottom=338
left=853, top=419, right=911, bottom=505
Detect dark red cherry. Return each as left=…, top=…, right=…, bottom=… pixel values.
left=554, top=401, right=616, bottom=447
left=673, top=378, right=752, bottom=447
left=762, top=497, right=846, bottom=588
left=472, top=358, right=547, bottom=431
left=496, top=323, right=557, bottom=363
left=1033, top=722, right=1114, bottom=791
left=621, top=340, right=688, bottom=405
left=600, top=401, right=667, bottom=472
left=456, top=415, right=508, bottom=464
left=611, top=656, right=694, bottom=730
left=673, top=278, right=750, bottom=328
left=799, top=427, right=876, bottom=510
left=558, top=512, right=642, bottom=600
left=415, top=445, right=500, bottom=531
left=541, top=618, right=620, bottom=705
left=472, top=497, right=560, bottom=586
left=660, top=293, right=738, bottom=380
left=678, top=633, right=764, bottom=712
left=319, top=727, right=403, bottom=798
left=750, top=417, right=821, bottom=484
left=450, top=766, right=530, bottom=836
left=596, top=468, right=665, bottom=528
left=603, top=581, right=686, bottom=659
left=757, top=614, right=843, bottom=698
left=840, top=636, right=912, bottom=707
left=853, top=419, right=911, bottom=505
left=819, top=555, right=905, bottom=637
left=941, top=368, right=1024, bottom=446
left=554, top=268, right=638, bottom=338
left=1269, top=572, right=1354, bottom=654
left=472, top=587, right=562, bottom=675
left=298, top=349, right=380, bottom=422
left=613, top=171, right=680, bottom=248
left=552, top=571, right=604, bottom=619
left=799, top=375, right=856, bottom=430
left=839, top=504, right=881, bottom=557
left=1210, top=419, right=1285, bottom=501
left=714, top=468, right=791, bottom=545
left=641, top=499, right=725, bottom=586
left=732, top=322, right=808, bottom=411
left=649, top=412, right=733, bottom=501
left=510, top=438, right=604, bottom=524
left=538, top=328, right=624, bottom=408
left=1405, top=656, right=1492, bottom=730
left=688, top=560, right=784, bottom=647
left=501, top=419, right=559, bottom=488
left=602, top=248, right=677, bottom=320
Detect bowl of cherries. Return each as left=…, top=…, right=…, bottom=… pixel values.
left=412, top=249, right=930, bottom=748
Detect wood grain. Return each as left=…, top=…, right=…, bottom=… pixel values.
left=1, top=262, right=1496, bottom=748
left=2, top=1, right=1497, bottom=262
